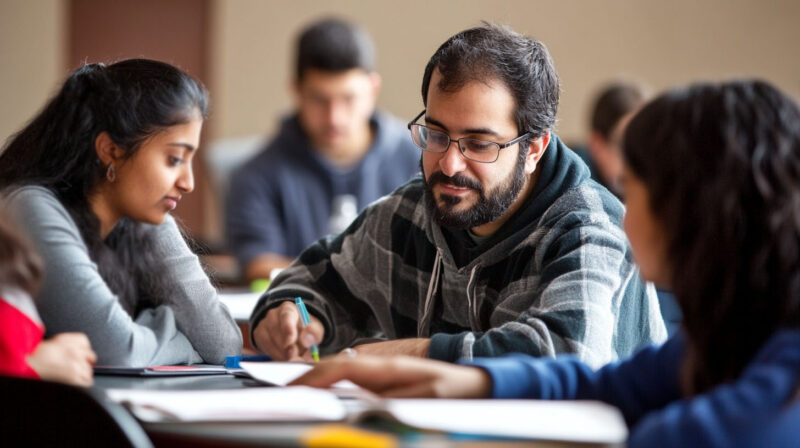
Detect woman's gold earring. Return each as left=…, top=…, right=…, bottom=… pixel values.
left=106, top=163, right=116, bottom=182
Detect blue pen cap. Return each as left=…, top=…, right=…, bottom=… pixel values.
left=295, top=297, right=311, bottom=325
left=224, top=355, right=271, bottom=368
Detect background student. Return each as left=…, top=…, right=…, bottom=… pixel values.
left=225, top=17, right=419, bottom=283
left=580, top=80, right=649, bottom=197
left=0, top=59, right=242, bottom=366
left=0, top=212, right=96, bottom=386
left=293, top=80, right=800, bottom=447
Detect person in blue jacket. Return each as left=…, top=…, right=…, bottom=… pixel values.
left=292, top=79, right=800, bottom=447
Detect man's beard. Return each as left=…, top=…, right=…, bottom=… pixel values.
left=422, top=149, right=527, bottom=229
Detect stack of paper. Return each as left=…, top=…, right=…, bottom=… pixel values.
left=106, top=385, right=627, bottom=444
left=383, top=399, right=627, bottom=444
left=105, top=387, right=347, bottom=422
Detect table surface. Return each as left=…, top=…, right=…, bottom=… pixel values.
left=93, top=374, right=617, bottom=448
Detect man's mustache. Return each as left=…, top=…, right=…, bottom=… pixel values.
left=427, top=171, right=483, bottom=193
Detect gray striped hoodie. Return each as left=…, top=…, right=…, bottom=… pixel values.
left=250, top=136, right=666, bottom=367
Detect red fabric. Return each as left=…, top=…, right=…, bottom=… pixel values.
left=0, top=296, right=43, bottom=378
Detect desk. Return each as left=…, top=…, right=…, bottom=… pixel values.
left=93, top=375, right=618, bottom=448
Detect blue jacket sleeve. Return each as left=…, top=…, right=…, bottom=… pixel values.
left=628, top=331, right=800, bottom=447
left=469, top=330, right=800, bottom=448
left=466, top=334, right=684, bottom=427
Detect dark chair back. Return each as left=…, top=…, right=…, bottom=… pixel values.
left=0, top=375, right=152, bottom=447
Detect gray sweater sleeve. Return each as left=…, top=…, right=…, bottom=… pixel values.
left=4, top=186, right=241, bottom=366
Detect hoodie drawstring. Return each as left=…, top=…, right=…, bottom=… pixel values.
left=418, top=250, right=442, bottom=337
left=466, top=265, right=480, bottom=331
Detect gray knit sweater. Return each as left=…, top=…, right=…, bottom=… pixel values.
left=251, top=137, right=666, bottom=368
left=3, top=186, right=242, bottom=366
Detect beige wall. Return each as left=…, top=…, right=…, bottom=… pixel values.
left=3, top=1, right=799, bottom=150
left=209, top=0, right=800, bottom=144
left=0, top=0, right=65, bottom=145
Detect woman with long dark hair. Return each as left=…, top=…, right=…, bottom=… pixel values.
left=0, top=59, right=241, bottom=366
left=291, top=80, right=800, bottom=446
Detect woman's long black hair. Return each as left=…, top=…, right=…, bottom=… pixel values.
left=623, top=80, right=800, bottom=394
left=0, top=59, right=208, bottom=315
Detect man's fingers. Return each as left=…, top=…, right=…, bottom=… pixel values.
left=278, top=302, right=299, bottom=348
left=85, top=348, right=97, bottom=365
left=285, top=343, right=299, bottom=360
left=253, top=319, right=278, bottom=356
left=299, top=320, right=323, bottom=349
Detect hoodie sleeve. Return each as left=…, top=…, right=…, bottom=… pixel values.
left=249, top=196, right=393, bottom=354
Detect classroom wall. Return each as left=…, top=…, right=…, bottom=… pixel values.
left=68, top=0, right=215, bottom=242
left=209, top=0, right=800, bottom=143
left=0, top=0, right=65, bottom=144
left=2, top=0, right=799, bottom=241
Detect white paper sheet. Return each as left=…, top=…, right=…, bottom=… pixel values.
left=218, top=291, right=262, bottom=321
left=240, top=361, right=359, bottom=389
left=384, top=399, right=628, bottom=444
left=105, top=386, right=346, bottom=422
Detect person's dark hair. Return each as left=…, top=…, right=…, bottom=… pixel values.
left=295, top=17, right=375, bottom=80
left=0, top=212, right=43, bottom=297
left=421, top=23, right=559, bottom=145
left=623, top=80, right=800, bottom=395
left=590, top=81, right=648, bottom=139
left=0, top=58, right=208, bottom=314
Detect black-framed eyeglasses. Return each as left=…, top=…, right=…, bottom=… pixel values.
left=407, top=110, right=532, bottom=163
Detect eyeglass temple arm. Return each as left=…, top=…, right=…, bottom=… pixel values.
left=407, top=109, right=427, bottom=129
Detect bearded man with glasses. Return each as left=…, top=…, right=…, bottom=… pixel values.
left=250, top=24, right=666, bottom=367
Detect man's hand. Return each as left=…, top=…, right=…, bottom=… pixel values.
left=26, top=332, right=96, bottom=387
left=252, top=300, right=324, bottom=361
left=290, top=355, right=493, bottom=398
left=352, top=338, right=431, bottom=357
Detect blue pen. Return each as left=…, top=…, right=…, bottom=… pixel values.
left=295, top=297, right=320, bottom=362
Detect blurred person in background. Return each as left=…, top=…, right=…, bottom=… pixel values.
left=226, top=17, right=419, bottom=284
left=580, top=80, right=649, bottom=197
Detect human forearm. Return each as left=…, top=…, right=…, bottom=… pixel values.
left=151, top=216, right=243, bottom=363
left=352, top=338, right=431, bottom=357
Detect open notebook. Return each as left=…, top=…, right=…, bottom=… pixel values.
left=106, top=384, right=627, bottom=444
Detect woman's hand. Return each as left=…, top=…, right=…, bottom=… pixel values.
left=289, top=354, right=492, bottom=398
left=26, top=332, right=96, bottom=387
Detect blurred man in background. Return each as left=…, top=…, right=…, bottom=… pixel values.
left=582, top=81, right=649, bottom=197
left=226, top=17, right=419, bottom=283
